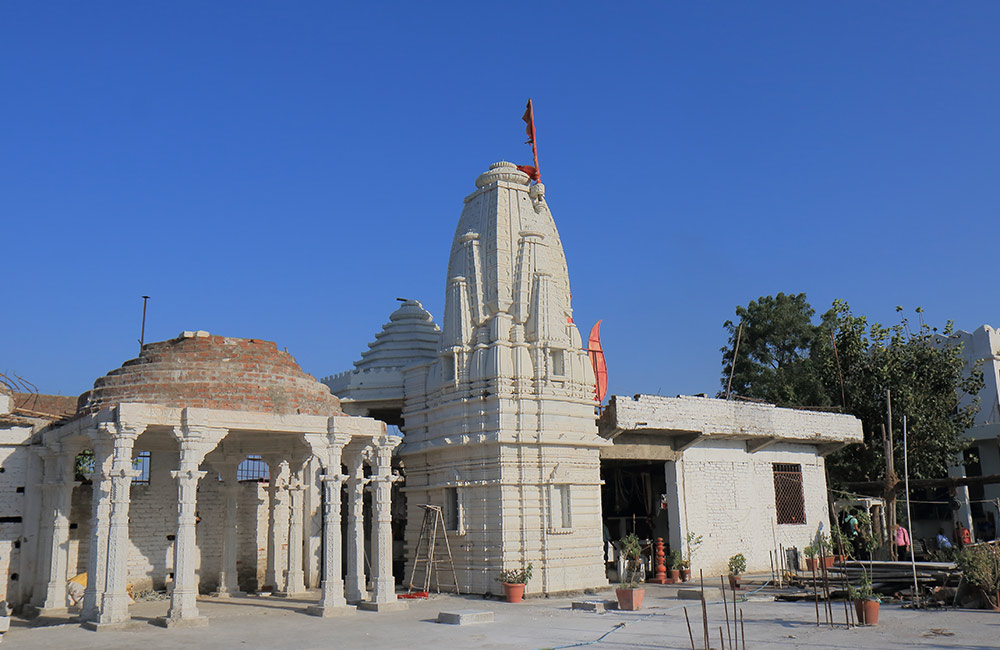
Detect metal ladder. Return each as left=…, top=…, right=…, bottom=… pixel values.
left=406, top=504, right=460, bottom=594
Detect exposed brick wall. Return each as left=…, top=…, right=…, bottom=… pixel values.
left=69, top=462, right=274, bottom=593
left=77, top=334, right=341, bottom=416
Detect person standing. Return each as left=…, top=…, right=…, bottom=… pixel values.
left=893, top=523, right=911, bottom=558
left=955, top=521, right=972, bottom=548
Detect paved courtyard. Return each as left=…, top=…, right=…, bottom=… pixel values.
left=5, top=582, right=997, bottom=650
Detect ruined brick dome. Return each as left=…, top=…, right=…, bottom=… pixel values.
left=77, top=331, right=341, bottom=416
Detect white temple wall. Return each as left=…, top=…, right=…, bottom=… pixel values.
left=0, top=424, right=37, bottom=606
left=672, top=440, right=830, bottom=576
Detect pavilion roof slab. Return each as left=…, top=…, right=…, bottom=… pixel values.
left=599, top=394, right=863, bottom=449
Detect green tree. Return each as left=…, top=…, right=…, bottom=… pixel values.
left=719, top=292, right=832, bottom=407
left=720, top=296, right=983, bottom=484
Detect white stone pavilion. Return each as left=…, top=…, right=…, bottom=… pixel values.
left=28, top=332, right=402, bottom=629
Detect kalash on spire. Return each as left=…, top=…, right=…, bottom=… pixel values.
left=326, top=102, right=609, bottom=597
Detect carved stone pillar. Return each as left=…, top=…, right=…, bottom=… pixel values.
left=90, top=423, right=144, bottom=629
left=358, top=434, right=405, bottom=612
left=40, top=448, right=76, bottom=611
left=31, top=450, right=55, bottom=609
left=264, top=457, right=289, bottom=592
left=281, top=474, right=307, bottom=596
left=307, top=432, right=353, bottom=617
left=163, top=426, right=226, bottom=628
left=344, top=449, right=367, bottom=604
left=80, top=435, right=113, bottom=622
left=215, top=459, right=244, bottom=597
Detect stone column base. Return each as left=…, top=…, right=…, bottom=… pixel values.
left=357, top=600, right=408, bottom=612
left=305, top=604, right=356, bottom=617
left=33, top=606, right=70, bottom=618
left=274, top=590, right=308, bottom=599
left=212, top=590, right=247, bottom=599
left=155, top=615, right=210, bottom=628
left=82, top=618, right=143, bottom=632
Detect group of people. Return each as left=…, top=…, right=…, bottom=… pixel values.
left=847, top=511, right=982, bottom=560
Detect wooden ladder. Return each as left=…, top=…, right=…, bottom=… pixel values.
left=407, top=504, right=460, bottom=594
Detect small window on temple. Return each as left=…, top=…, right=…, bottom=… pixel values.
left=238, top=455, right=270, bottom=482
left=444, top=487, right=460, bottom=532
left=133, top=451, right=151, bottom=486
left=773, top=463, right=806, bottom=525
left=550, top=349, right=565, bottom=376
left=553, top=484, right=572, bottom=529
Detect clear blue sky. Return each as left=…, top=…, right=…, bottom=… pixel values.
left=3, top=2, right=999, bottom=401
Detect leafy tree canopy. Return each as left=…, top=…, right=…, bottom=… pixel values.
left=719, top=295, right=983, bottom=485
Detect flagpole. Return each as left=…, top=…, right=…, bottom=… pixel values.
left=528, top=99, right=539, bottom=179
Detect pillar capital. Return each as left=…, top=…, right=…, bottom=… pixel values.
left=170, top=469, right=208, bottom=482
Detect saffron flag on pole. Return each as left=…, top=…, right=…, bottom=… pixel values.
left=587, top=320, right=608, bottom=403
left=522, top=99, right=536, bottom=144
left=516, top=99, right=541, bottom=182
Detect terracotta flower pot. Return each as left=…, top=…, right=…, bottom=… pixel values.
left=616, top=587, right=644, bottom=611
left=805, top=558, right=817, bottom=572
left=680, top=568, right=691, bottom=582
left=503, top=582, right=525, bottom=603
left=669, top=569, right=681, bottom=582
left=728, top=574, right=741, bottom=591
left=823, top=555, right=835, bottom=569
left=854, top=599, right=880, bottom=625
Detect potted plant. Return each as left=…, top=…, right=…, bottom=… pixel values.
left=955, top=544, right=1000, bottom=610
left=803, top=543, right=819, bottom=572
left=668, top=549, right=682, bottom=582
left=819, top=533, right=835, bottom=568
left=677, top=556, right=691, bottom=582
left=681, top=531, right=702, bottom=582
left=849, top=572, right=880, bottom=625
left=727, top=553, right=746, bottom=591
left=499, top=563, right=533, bottom=603
left=616, top=533, right=645, bottom=610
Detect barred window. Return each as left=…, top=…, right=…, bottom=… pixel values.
left=773, top=463, right=805, bottom=525
left=132, top=451, right=151, bottom=486
left=237, top=455, right=270, bottom=482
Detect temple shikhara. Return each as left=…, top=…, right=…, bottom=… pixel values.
left=0, top=148, right=863, bottom=633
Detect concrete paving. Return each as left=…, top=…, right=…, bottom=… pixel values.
left=4, top=583, right=998, bottom=649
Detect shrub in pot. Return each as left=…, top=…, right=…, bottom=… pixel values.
left=499, top=563, right=533, bottom=603
left=803, top=543, right=818, bottom=572
left=955, top=544, right=1000, bottom=609
left=849, top=572, right=880, bottom=625
left=668, top=549, right=682, bottom=582
left=616, top=533, right=645, bottom=610
left=727, top=553, right=746, bottom=590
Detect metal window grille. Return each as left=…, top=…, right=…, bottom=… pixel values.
left=237, top=455, right=270, bottom=482
left=773, top=463, right=806, bottom=525
left=133, top=451, right=151, bottom=486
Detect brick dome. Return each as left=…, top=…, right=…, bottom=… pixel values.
left=77, top=332, right=341, bottom=416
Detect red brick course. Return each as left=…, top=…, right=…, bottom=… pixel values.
left=77, top=334, right=341, bottom=416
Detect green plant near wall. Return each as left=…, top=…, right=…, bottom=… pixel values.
left=619, top=533, right=645, bottom=588
left=727, top=553, right=746, bottom=576
left=499, top=563, right=533, bottom=585
left=956, top=545, right=1000, bottom=608
left=684, top=531, right=703, bottom=568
